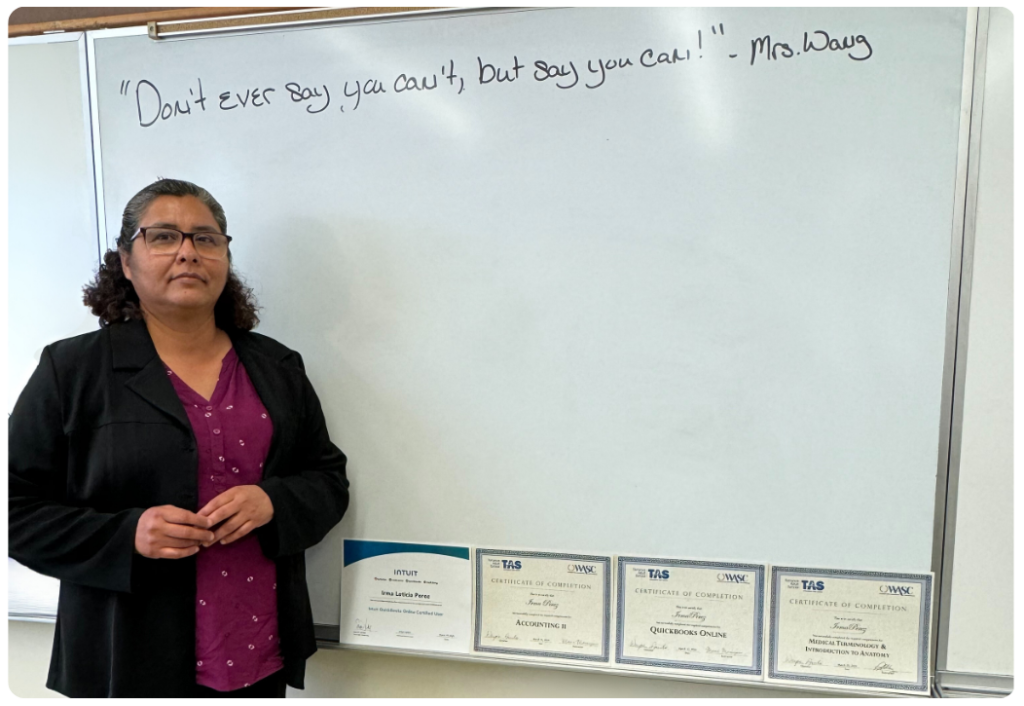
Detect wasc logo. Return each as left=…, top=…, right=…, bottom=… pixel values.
left=567, top=564, right=597, bottom=575
left=647, top=569, right=670, bottom=580
left=879, top=584, right=915, bottom=597
left=801, top=580, right=825, bottom=592
left=717, top=572, right=748, bottom=584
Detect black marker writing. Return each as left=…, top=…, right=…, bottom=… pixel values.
left=395, top=73, right=437, bottom=93
left=136, top=79, right=199, bottom=128
left=533, top=59, right=579, bottom=89
left=219, top=86, right=275, bottom=111
left=585, top=56, right=633, bottom=89
left=639, top=47, right=687, bottom=67
left=342, top=78, right=386, bottom=111
left=750, top=35, right=794, bottom=65
left=803, top=30, right=873, bottom=61
left=285, top=82, right=328, bottom=113
left=478, top=56, right=524, bottom=84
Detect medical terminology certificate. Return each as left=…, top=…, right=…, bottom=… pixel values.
left=616, top=557, right=764, bottom=677
left=474, top=549, right=611, bottom=662
left=768, top=567, right=932, bottom=693
left=340, top=539, right=471, bottom=653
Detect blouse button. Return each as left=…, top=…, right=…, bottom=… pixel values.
left=204, top=412, right=212, bottom=418
left=219, top=456, right=225, bottom=462
left=213, top=429, right=221, bottom=435
left=210, top=475, right=216, bottom=481
left=232, top=467, right=239, bottom=474
left=222, top=571, right=228, bottom=577
left=239, top=439, right=245, bottom=446
left=252, top=615, right=258, bottom=622
left=226, top=405, right=234, bottom=410
left=248, top=644, right=255, bottom=650
left=247, top=576, right=253, bottom=582
left=227, top=660, right=233, bottom=667
left=206, top=406, right=213, bottom=411
left=199, top=599, right=206, bottom=605
left=261, top=413, right=268, bottom=419
left=197, top=660, right=203, bottom=667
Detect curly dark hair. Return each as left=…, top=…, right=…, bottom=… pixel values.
left=83, top=178, right=260, bottom=330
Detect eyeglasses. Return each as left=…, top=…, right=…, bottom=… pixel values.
left=129, top=227, right=233, bottom=260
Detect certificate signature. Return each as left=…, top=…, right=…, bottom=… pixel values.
left=783, top=657, right=824, bottom=669
left=562, top=638, right=599, bottom=649
left=628, top=638, right=669, bottom=653
left=784, top=657, right=902, bottom=676
left=672, top=609, right=707, bottom=623
left=484, top=630, right=520, bottom=643
left=872, top=662, right=900, bottom=675
left=706, top=646, right=747, bottom=660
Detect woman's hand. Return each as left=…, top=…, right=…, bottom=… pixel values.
left=196, top=485, right=274, bottom=546
left=135, top=505, right=215, bottom=559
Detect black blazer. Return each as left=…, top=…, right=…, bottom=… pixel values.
left=8, top=320, right=349, bottom=697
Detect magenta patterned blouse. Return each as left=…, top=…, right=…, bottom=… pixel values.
left=166, top=348, right=284, bottom=692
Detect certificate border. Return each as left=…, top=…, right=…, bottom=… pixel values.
left=768, top=566, right=932, bottom=693
left=474, top=548, right=611, bottom=663
left=614, top=557, right=764, bottom=676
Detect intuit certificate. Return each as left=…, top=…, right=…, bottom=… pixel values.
left=768, top=567, right=932, bottom=694
left=616, top=557, right=765, bottom=678
left=340, top=539, right=471, bottom=653
left=474, top=549, right=611, bottom=662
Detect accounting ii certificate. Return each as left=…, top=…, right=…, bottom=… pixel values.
left=474, top=549, right=611, bottom=662
left=616, top=557, right=765, bottom=677
left=340, top=540, right=471, bottom=653
left=768, top=567, right=932, bottom=694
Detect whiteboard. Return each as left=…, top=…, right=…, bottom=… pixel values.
left=8, top=34, right=101, bottom=619
left=86, top=7, right=967, bottom=631
left=944, top=7, right=1013, bottom=679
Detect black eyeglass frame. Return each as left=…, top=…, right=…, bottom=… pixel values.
left=128, top=227, right=233, bottom=257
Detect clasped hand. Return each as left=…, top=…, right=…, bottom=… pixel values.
left=134, top=485, right=274, bottom=559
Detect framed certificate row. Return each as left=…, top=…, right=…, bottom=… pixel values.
left=340, top=540, right=933, bottom=695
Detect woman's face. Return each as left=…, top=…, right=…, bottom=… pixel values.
left=121, top=195, right=230, bottom=320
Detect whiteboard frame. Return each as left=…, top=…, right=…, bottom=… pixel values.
left=35, top=6, right=986, bottom=696
left=931, top=6, right=990, bottom=678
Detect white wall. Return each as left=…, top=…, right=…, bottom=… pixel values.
left=943, top=7, right=1014, bottom=678
left=9, top=620, right=841, bottom=698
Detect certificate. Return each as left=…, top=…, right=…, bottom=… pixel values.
left=474, top=549, right=611, bottom=662
left=616, top=557, right=764, bottom=677
left=768, top=567, right=932, bottom=693
left=340, top=539, right=471, bottom=653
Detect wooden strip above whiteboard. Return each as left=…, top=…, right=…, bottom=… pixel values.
left=8, top=8, right=309, bottom=38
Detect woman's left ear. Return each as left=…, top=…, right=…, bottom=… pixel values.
left=119, top=248, right=133, bottom=282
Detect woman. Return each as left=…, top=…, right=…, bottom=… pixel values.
left=8, top=178, right=349, bottom=698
